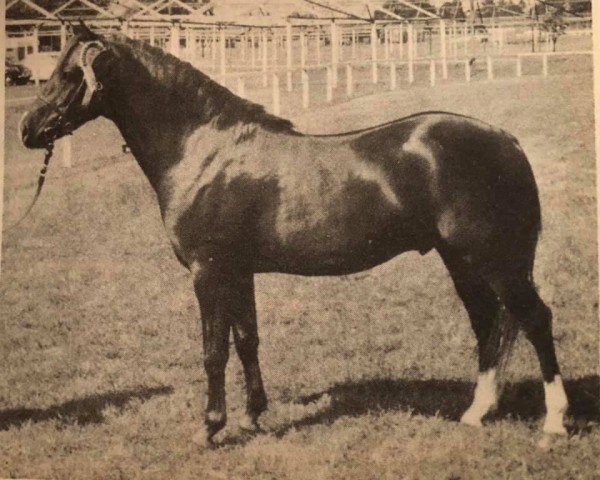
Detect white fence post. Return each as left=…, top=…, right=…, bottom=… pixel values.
left=326, top=66, right=333, bottom=102
left=516, top=55, right=522, bottom=77
left=542, top=53, right=548, bottom=77
left=465, top=58, right=471, bottom=82
left=390, top=61, right=397, bottom=90
left=237, top=76, right=245, bottom=98
left=487, top=55, right=493, bottom=79
left=59, top=137, right=72, bottom=168
left=346, top=63, right=353, bottom=96
left=302, top=69, right=309, bottom=109
left=272, top=74, right=280, bottom=115
left=429, top=59, right=436, bottom=86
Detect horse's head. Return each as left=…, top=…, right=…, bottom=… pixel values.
left=20, top=23, right=110, bottom=149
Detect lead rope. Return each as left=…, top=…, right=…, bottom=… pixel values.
left=5, top=143, right=54, bottom=231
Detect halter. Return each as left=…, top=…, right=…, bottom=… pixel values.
left=36, top=40, right=107, bottom=140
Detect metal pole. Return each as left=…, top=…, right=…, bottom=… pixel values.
left=251, top=29, right=256, bottom=69
left=316, top=30, right=321, bottom=66
left=300, top=29, right=306, bottom=68
left=286, top=23, right=293, bottom=91
left=219, top=28, right=226, bottom=77
left=371, top=23, right=378, bottom=84
left=60, top=23, right=67, bottom=49
left=407, top=24, right=414, bottom=84
left=32, top=27, right=39, bottom=89
left=440, top=20, right=448, bottom=79
left=262, top=29, right=268, bottom=87
left=331, top=20, right=338, bottom=86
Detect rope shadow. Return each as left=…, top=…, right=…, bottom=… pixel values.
left=0, top=385, right=174, bottom=430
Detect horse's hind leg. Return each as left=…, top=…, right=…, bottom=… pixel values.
left=485, top=271, right=568, bottom=435
left=439, top=246, right=512, bottom=427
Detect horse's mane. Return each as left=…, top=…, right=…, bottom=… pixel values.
left=109, top=34, right=295, bottom=133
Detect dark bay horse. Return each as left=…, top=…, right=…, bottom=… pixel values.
left=20, top=25, right=568, bottom=445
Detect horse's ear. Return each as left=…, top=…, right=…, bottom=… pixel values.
left=72, top=19, right=98, bottom=41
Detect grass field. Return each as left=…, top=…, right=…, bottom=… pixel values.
left=1, top=63, right=598, bottom=479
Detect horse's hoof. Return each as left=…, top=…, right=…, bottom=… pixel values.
left=192, top=429, right=216, bottom=449
left=538, top=432, right=567, bottom=450
left=542, top=423, right=568, bottom=436
left=239, top=414, right=260, bottom=432
left=460, top=411, right=483, bottom=427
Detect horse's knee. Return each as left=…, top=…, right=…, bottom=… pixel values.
left=204, top=348, right=229, bottom=374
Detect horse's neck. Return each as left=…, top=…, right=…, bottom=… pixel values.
left=103, top=51, right=200, bottom=194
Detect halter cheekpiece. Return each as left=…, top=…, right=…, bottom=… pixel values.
left=79, top=40, right=106, bottom=107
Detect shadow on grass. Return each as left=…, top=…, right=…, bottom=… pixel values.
left=0, top=385, right=174, bottom=430
left=270, top=375, right=599, bottom=438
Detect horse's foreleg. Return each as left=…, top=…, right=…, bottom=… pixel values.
left=230, top=274, right=268, bottom=431
left=439, top=247, right=509, bottom=427
left=193, top=266, right=232, bottom=446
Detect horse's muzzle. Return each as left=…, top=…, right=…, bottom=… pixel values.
left=20, top=109, right=61, bottom=149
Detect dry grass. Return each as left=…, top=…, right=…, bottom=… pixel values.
left=1, top=62, right=598, bottom=479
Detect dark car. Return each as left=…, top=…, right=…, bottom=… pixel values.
left=5, top=60, right=32, bottom=86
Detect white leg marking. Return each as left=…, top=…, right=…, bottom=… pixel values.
left=461, top=369, right=497, bottom=427
left=543, top=374, right=568, bottom=435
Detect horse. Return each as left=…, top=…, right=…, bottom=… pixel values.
left=20, top=24, right=568, bottom=445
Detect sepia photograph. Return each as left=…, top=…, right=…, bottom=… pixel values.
left=1, top=0, right=598, bottom=478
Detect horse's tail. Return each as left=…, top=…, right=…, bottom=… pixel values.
left=488, top=304, right=520, bottom=385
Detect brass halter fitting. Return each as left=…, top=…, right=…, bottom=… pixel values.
left=79, top=40, right=106, bottom=107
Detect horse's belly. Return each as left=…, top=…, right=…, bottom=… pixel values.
left=254, top=213, right=429, bottom=275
